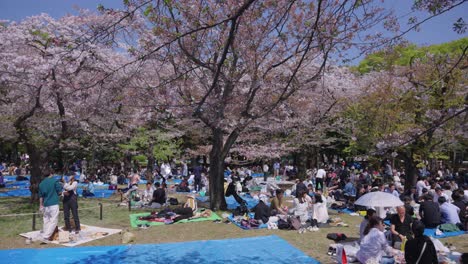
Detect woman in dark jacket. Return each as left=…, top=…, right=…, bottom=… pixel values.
left=404, top=220, right=438, bottom=264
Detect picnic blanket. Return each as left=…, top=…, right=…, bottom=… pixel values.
left=0, top=235, right=320, bottom=264
left=227, top=213, right=268, bottom=230
left=19, top=224, right=121, bottom=247
left=129, top=210, right=221, bottom=228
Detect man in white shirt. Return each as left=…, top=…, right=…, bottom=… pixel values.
left=315, top=166, right=326, bottom=191
left=416, top=177, right=428, bottom=196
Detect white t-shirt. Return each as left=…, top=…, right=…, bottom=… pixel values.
left=316, top=169, right=326, bottom=179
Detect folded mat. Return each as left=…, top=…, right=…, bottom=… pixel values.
left=0, top=235, right=319, bottom=264
left=129, top=210, right=221, bottom=228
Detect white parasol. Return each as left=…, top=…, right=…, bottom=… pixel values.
left=354, top=191, right=403, bottom=208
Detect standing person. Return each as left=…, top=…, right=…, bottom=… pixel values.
left=38, top=169, right=62, bottom=241
left=273, top=161, right=280, bottom=178
left=315, top=166, right=326, bottom=191
left=193, top=163, right=203, bottom=192
left=81, top=158, right=87, bottom=175
left=182, top=161, right=188, bottom=178
left=263, top=163, right=269, bottom=182
left=405, top=220, right=438, bottom=264
left=383, top=160, right=393, bottom=183
left=62, top=176, right=80, bottom=233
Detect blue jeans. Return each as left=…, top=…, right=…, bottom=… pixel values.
left=380, top=256, right=394, bottom=264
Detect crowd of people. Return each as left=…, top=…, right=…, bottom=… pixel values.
left=1, top=156, right=467, bottom=263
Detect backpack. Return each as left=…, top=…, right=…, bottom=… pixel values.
left=326, top=233, right=348, bottom=241
left=168, top=197, right=179, bottom=205
left=288, top=216, right=302, bottom=230
left=277, top=219, right=291, bottom=230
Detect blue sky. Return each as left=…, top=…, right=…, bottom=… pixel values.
left=0, top=0, right=466, bottom=61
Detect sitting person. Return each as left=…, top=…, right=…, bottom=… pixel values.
left=359, top=208, right=376, bottom=244
left=253, top=196, right=270, bottom=224
left=439, top=196, right=461, bottom=226
left=312, top=190, right=329, bottom=224
left=293, top=190, right=312, bottom=225
left=176, top=177, right=190, bottom=192
left=142, top=182, right=155, bottom=203
left=15, top=166, right=28, bottom=181
left=405, top=220, right=438, bottom=264
left=270, top=189, right=288, bottom=216
left=343, top=178, right=356, bottom=203
left=403, top=196, right=415, bottom=217
left=356, top=216, right=395, bottom=264
left=390, top=206, right=413, bottom=247
left=150, top=182, right=166, bottom=208
left=82, top=179, right=95, bottom=197
left=452, top=190, right=466, bottom=230
left=419, top=194, right=441, bottom=228
left=183, top=195, right=198, bottom=213
left=0, top=174, right=5, bottom=188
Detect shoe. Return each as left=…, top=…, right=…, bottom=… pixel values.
left=312, top=226, right=319, bottom=232
left=307, top=226, right=314, bottom=232
left=213, top=220, right=221, bottom=223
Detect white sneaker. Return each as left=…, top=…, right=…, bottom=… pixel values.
left=312, top=226, right=320, bottom=232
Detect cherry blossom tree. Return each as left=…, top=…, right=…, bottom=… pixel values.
left=0, top=13, right=133, bottom=201
left=115, top=0, right=397, bottom=210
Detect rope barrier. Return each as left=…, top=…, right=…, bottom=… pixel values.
left=0, top=205, right=104, bottom=217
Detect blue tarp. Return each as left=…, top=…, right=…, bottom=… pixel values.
left=226, top=195, right=264, bottom=210
left=251, top=173, right=264, bottom=178
left=0, top=235, right=320, bottom=264
left=197, top=195, right=268, bottom=209
left=0, top=189, right=114, bottom=198
left=0, top=189, right=31, bottom=197
left=383, top=220, right=466, bottom=239
left=423, top=228, right=466, bottom=239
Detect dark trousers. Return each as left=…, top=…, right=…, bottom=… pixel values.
left=63, top=194, right=80, bottom=231
left=315, top=178, right=324, bottom=191
left=194, top=178, right=202, bottom=192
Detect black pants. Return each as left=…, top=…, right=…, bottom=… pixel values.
left=63, top=194, right=80, bottom=231
left=316, top=178, right=323, bottom=191
left=194, top=178, right=202, bottom=192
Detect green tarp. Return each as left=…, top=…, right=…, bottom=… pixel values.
left=130, top=210, right=222, bottom=228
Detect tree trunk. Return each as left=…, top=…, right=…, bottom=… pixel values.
left=146, top=153, right=155, bottom=183
left=401, top=151, right=417, bottom=191
left=27, top=144, right=43, bottom=203
left=296, top=150, right=307, bottom=180
left=209, top=128, right=227, bottom=210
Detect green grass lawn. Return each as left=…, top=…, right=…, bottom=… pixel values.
left=0, top=193, right=466, bottom=263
